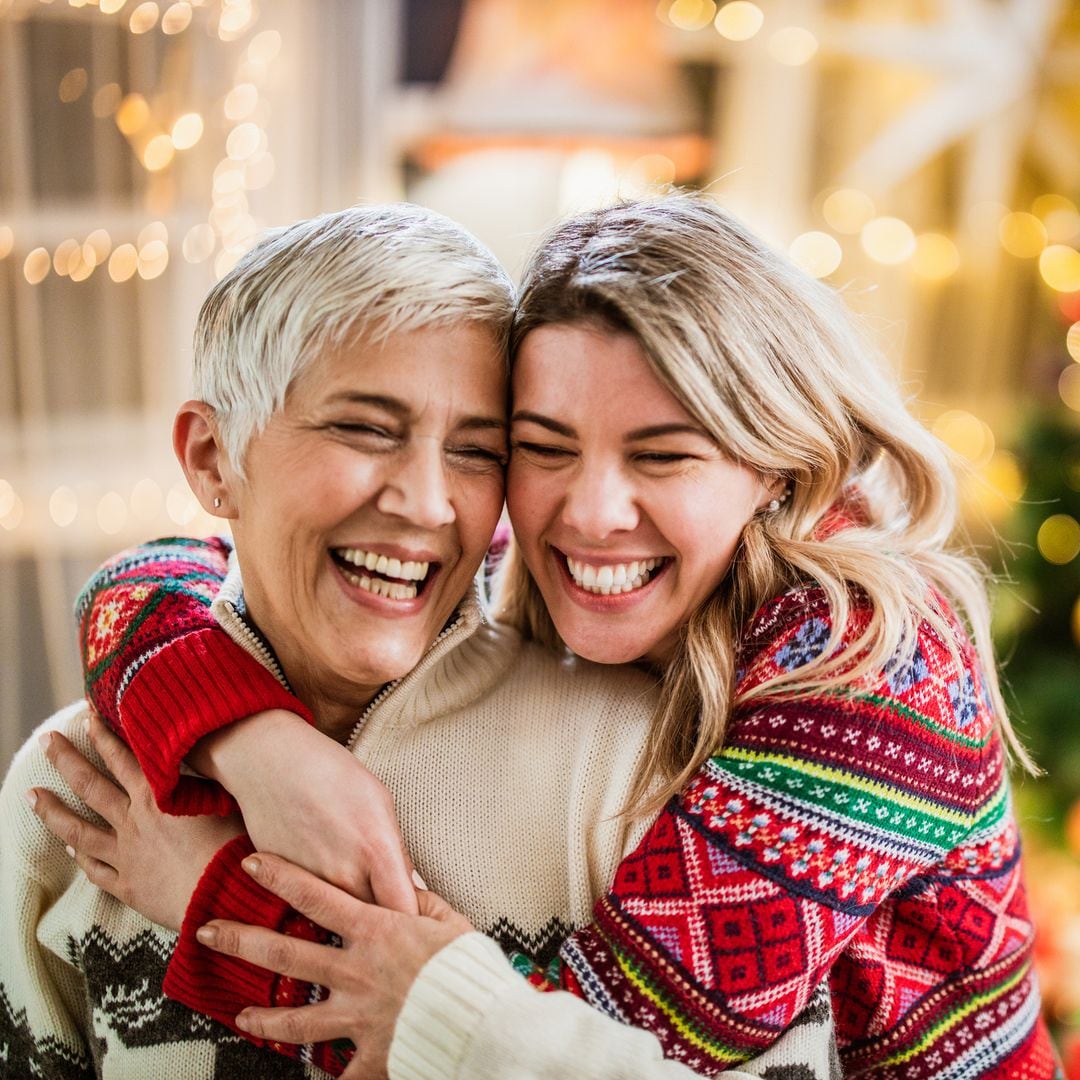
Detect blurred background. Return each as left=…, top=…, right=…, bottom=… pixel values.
left=1, top=0, right=1079, bottom=1063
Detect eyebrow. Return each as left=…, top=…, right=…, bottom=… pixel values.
left=512, top=411, right=711, bottom=442
left=329, top=392, right=506, bottom=432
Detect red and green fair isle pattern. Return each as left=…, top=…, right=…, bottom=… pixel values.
left=515, top=586, right=1059, bottom=1078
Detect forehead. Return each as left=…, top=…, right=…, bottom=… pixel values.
left=513, top=323, right=692, bottom=424
left=294, top=321, right=507, bottom=413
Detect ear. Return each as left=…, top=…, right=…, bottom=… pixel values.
left=173, top=400, right=239, bottom=519
left=755, top=476, right=791, bottom=514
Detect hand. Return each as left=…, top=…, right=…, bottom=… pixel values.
left=29, top=712, right=244, bottom=932
left=191, top=710, right=419, bottom=915
left=196, top=852, right=473, bottom=1080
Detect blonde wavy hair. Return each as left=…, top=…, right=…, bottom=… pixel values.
left=495, top=194, right=1033, bottom=817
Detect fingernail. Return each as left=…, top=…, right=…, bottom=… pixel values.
left=412, top=869, right=428, bottom=891
left=23, top=790, right=37, bottom=811
left=65, top=845, right=76, bottom=858
left=241, top=856, right=261, bottom=878
left=196, top=925, right=218, bottom=946
left=234, top=1011, right=252, bottom=1032
left=37, top=732, right=52, bottom=753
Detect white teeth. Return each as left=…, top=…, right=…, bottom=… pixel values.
left=335, top=549, right=432, bottom=582
left=341, top=569, right=419, bottom=600
left=564, top=555, right=667, bottom=596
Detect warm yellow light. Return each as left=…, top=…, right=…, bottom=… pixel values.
left=0, top=226, right=12, bottom=260
left=161, top=0, right=191, bottom=33
left=92, top=82, right=122, bottom=118
left=217, top=0, right=252, bottom=38
left=53, top=238, right=79, bottom=277
left=667, top=0, right=716, bottom=31
left=115, top=93, right=150, bottom=135
left=49, top=486, right=78, bottom=527
left=166, top=481, right=199, bottom=525
left=983, top=451, right=1025, bottom=503
left=1061, top=364, right=1080, bottom=412
left=1068, top=322, right=1080, bottom=364
left=1032, top=194, right=1078, bottom=222
left=932, top=409, right=994, bottom=466
left=768, top=26, right=817, bottom=65
left=24, top=247, right=51, bottom=284
left=788, top=231, right=841, bottom=279
left=171, top=112, right=204, bottom=149
left=182, top=223, right=216, bottom=263
left=142, top=134, right=175, bottom=171
left=100, top=0, right=127, bottom=13
left=623, top=154, right=676, bottom=195
left=130, top=478, right=162, bottom=519
left=998, top=212, right=1047, bottom=258
left=213, top=160, right=246, bottom=194
left=247, top=29, right=282, bottom=64
left=85, top=229, right=112, bottom=262
left=58, top=67, right=88, bottom=103
left=137, top=240, right=169, bottom=280
left=97, top=491, right=128, bottom=535
left=214, top=248, right=241, bottom=280
left=1037, top=514, right=1080, bottom=565
left=0, top=493, right=24, bottom=532
left=137, top=220, right=168, bottom=248
left=226, top=122, right=262, bottom=161
left=1040, top=245, right=1080, bottom=293
left=129, top=1, right=159, bottom=32
left=714, top=0, right=763, bottom=40
left=68, top=245, right=95, bottom=282
left=861, top=216, right=916, bottom=265
left=911, top=232, right=960, bottom=282
left=224, top=82, right=258, bottom=121
left=243, top=151, right=275, bottom=190
left=0, top=480, right=15, bottom=519
left=1073, top=596, right=1080, bottom=649
left=108, top=243, right=138, bottom=282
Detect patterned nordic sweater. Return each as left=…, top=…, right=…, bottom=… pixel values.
left=61, top=537, right=837, bottom=1080
left=75, top=538, right=1058, bottom=1078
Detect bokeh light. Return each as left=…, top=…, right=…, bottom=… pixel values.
left=1060, top=365, right=1080, bottom=412
left=92, top=82, right=122, bottom=118
left=788, top=231, right=841, bottom=279
left=130, top=478, right=163, bottom=519
left=166, top=481, right=200, bottom=525
left=115, top=93, right=150, bottom=135
left=933, top=409, right=995, bottom=466
left=247, top=29, right=282, bottom=64
left=823, top=189, right=875, bottom=234
left=143, top=134, right=175, bottom=171
left=226, top=122, right=262, bottom=161
left=224, top=83, right=258, bottom=122
left=96, top=491, right=128, bottom=534
left=171, top=112, right=204, bottom=150
left=23, top=248, right=50, bottom=285
left=108, top=244, right=138, bottom=282
left=1037, top=514, right=1080, bottom=565
left=1068, top=322, right=1080, bottom=364
left=1040, top=246, right=1080, bottom=293
left=58, top=67, right=88, bottom=104
left=861, top=216, right=916, bottom=265
left=161, top=1, right=192, bottom=33
left=999, top=212, right=1048, bottom=258
left=182, top=223, right=216, bottom=263
left=129, top=1, right=159, bottom=33
left=911, top=232, right=960, bottom=282
left=137, top=240, right=170, bottom=279
left=48, top=486, right=78, bottom=527
left=0, top=226, right=13, bottom=260
left=768, top=26, right=817, bottom=65
left=714, top=1, right=763, bottom=41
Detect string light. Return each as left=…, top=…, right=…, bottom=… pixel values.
left=933, top=409, right=994, bottom=467
left=1040, top=246, right=1080, bottom=293
left=247, top=29, right=282, bottom=64
left=129, top=1, right=159, bottom=33
left=223, top=82, right=258, bottom=121
left=53, top=238, right=79, bottom=277
left=137, top=239, right=170, bottom=279
left=92, top=82, right=122, bottom=118
left=911, top=232, right=960, bottom=282
left=226, top=122, right=261, bottom=161
left=130, top=478, right=163, bottom=519
left=182, top=223, right=216, bottom=263
left=161, top=1, right=192, bottom=33
left=0, top=480, right=15, bottom=519
left=0, top=226, right=13, bottom=259
left=666, top=0, right=717, bottom=32
left=96, top=491, right=128, bottom=534
left=49, top=486, right=78, bottom=527
left=1061, top=365, right=1080, bottom=412
left=166, top=481, right=199, bottom=525
left=142, top=133, right=176, bottom=171
left=115, top=93, right=150, bottom=135
left=58, top=67, right=88, bottom=103
left=171, top=112, right=203, bottom=149
left=23, top=248, right=51, bottom=285
left=1037, top=514, right=1080, bottom=565
left=998, top=212, right=1047, bottom=258
left=108, top=244, right=138, bottom=282
left=1067, top=322, right=1080, bottom=364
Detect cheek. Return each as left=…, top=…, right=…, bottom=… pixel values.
left=506, top=464, right=554, bottom=547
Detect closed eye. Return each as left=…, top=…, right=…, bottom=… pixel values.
left=512, top=441, right=573, bottom=458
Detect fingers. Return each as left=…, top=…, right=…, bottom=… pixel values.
left=195, top=921, right=336, bottom=985
left=71, top=849, right=122, bottom=897
left=28, top=787, right=118, bottom=867
left=242, top=853, right=375, bottom=939
left=38, top=730, right=128, bottom=827
left=86, top=711, right=144, bottom=793
left=368, top=851, right=420, bottom=916
left=234, top=1001, right=350, bottom=1045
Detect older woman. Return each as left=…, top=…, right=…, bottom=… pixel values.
left=3, top=203, right=834, bottom=1078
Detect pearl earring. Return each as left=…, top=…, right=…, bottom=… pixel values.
left=766, top=485, right=791, bottom=513
left=213, top=497, right=222, bottom=509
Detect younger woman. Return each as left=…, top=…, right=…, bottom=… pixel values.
left=35, top=196, right=1058, bottom=1078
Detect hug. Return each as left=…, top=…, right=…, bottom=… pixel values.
left=2, top=196, right=1058, bottom=1078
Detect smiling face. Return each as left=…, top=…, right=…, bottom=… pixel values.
left=507, top=322, right=772, bottom=667
left=225, top=321, right=507, bottom=731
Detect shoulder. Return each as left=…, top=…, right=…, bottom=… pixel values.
left=1, top=702, right=94, bottom=887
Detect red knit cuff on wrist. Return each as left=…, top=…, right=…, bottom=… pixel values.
left=119, top=628, right=313, bottom=816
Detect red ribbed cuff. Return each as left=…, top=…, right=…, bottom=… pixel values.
left=119, top=628, right=313, bottom=816
left=163, top=834, right=295, bottom=1040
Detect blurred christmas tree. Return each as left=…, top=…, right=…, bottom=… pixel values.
left=991, top=407, right=1080, bottom=839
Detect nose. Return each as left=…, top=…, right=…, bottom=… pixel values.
left=375, top=438, right=456, bottom=530
left=560, top=458, right=639, bottom=541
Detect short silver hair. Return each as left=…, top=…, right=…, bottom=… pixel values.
left=193, top=203, right=514, bottom=471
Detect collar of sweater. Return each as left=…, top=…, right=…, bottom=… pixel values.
left=209, top=553, right=518, bottom=737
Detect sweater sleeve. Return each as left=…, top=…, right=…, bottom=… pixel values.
left=76, top=537, right=312, bottom=816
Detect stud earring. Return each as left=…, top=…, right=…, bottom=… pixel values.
left=212, top=497, right=222, bottom=509
left=766, top=485, right=791, bottom=513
